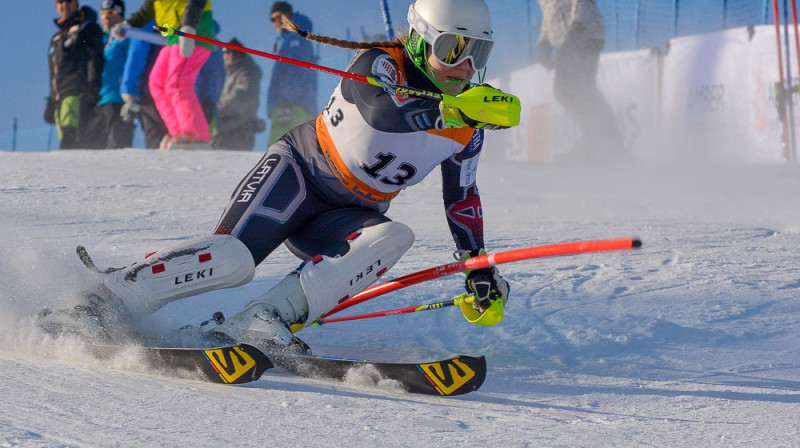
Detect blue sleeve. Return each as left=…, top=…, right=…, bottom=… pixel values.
left=121, top=34, right=153, bottom=98
left=196, top=50, right=225, bottom=102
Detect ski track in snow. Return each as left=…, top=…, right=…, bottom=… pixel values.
left=2, top=149, right=800, bottom=447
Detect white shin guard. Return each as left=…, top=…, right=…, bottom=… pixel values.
left=298, top=221, right=414, bottom=326
left=104, top=235, right=255, bottom=320
left=242, top=222, right=414, bottom=330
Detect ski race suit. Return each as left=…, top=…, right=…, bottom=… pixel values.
left=214, top=46, right=487, bottom=267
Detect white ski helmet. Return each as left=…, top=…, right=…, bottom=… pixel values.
left=406, top=0, right=494, bottom=72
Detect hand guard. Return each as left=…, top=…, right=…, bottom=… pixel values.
left=465, top=266, right=510, bottom=312
left=179, top=26, right=196, bottom=58
left=439, top=85, right=520, bottom=130
left=120, top=94, right=140, bottom=123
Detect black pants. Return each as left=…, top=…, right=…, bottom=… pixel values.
left=91, top=103, right=135, bottom=149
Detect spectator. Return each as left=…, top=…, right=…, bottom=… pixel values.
left=196, top=21, right=225, bottom=142
left=266, top=1, right=317, bottom=145
left=94, top=0, right=134, bottom=149
left=45, top=0, right=104, bottom=150
left=215, top=38, right=264, bottom=151
left=124, top=0, right=216, bottom=150
left=119, top=19, right=168, bottom=149
left=536, top=0, right=625, bottom=159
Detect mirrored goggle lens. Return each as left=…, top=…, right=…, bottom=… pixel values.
left=432, top=33, right=493, bottom=70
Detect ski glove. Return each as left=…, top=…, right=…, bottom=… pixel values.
left=111, top=21, right=129, bottom=40
left=179, top=26, right=196, bottom=58
left=439, top=84, right=521, bottom=130
left=462, top=251, right=510, bottom=312
left=120, top=94, right=140, bottom=123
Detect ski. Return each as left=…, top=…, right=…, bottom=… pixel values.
left=91, top=344, right=273, bottom=385
left=266, top=351, right=486, bottom=396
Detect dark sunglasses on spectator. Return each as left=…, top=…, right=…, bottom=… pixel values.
left=56, top=0, right=75, bottom=4
left=271, top=14, right=282, bottom=23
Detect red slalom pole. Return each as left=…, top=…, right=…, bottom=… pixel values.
left=322, top=238, right=642, bottom=319
left=153, top=25, right=444, bottom=102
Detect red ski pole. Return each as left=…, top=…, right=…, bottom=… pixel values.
left=322, top=237, right=642, bottom=319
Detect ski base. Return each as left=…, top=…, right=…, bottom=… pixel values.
left=268, top=352, right=486, bottom=396
left=91, top=344, right=273, bottom=385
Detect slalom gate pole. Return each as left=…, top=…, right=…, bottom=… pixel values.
left=153, top=25, right=444, bottom=102
left=379, top=0, right=396, bottom=41
left=322, top=238, right=642, bottom=319
left=314, top=294, right=472, bottom=326
left=790, top=0, right=800, bottom=162
left=773, top=0, right=793, bottom=163
left=783, top=0, right=797, bottom=162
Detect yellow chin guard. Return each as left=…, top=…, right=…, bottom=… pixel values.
left=459, top=295, right=505, bottom=327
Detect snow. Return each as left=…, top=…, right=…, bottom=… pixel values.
left=2, top=149, right=800, bottom=447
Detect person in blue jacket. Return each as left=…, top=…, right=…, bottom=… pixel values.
left=266, top=1, right=317, bottom=145
left=119, top=19, right=168, bottom=149
left=93, top=0, right=135, bottom=149
left=195, top=20, right=225, bottom=143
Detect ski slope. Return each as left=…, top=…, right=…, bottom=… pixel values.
left=1, top=149, right=800, bottom=447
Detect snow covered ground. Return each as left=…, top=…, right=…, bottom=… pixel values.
left=2, top=148, right=800, bottom=447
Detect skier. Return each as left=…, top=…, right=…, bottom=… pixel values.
left=39, top=0, right=516, bottom=353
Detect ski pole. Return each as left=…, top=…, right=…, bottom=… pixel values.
left=313, top=293, right=473, bottom=326
left=153, top=25, right=443, bottom=102
left=323, top=237, right=642, bottom=319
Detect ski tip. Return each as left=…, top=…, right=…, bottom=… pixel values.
left=632, top=238, right=642, bottom=248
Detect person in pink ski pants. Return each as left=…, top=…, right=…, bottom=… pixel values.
left=122, top=0, right=216, bottom=148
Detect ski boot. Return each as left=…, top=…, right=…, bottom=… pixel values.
left=184, top=270, right=311, bottom=354
left=194, top=302, right=311, bottom=355
left=36, top=284, right=129, bottom=342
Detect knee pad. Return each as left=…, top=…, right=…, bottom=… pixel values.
left=106, top=234, right=255, bottom=319
left=298, top=221, right=415, bottom=326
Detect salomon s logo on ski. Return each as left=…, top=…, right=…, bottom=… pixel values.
left=203, top=346, right=258, bottom=384
left=418, top=358, right=477, bottom=396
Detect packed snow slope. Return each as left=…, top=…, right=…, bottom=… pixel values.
left=1, top=149, right=800, bottom=447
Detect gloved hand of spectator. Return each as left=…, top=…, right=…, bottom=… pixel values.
left=111, top=21, right=129, bottom=40
left=276, top=106, right=293, bottom=126
left=179, top=25, right=196, bottom=58
left=120, top=93, right=141, bottom=123
left=44, top=97, right=56, bottom=124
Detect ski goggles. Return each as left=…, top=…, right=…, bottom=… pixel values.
left=430, top=32, right=493, bottom=71
left=408, top=6, right=494, bottom=71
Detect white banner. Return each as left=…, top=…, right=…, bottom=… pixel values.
left=493, top=25, right=796, bottom=164
left=487, top=49, right=659, bottom=162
